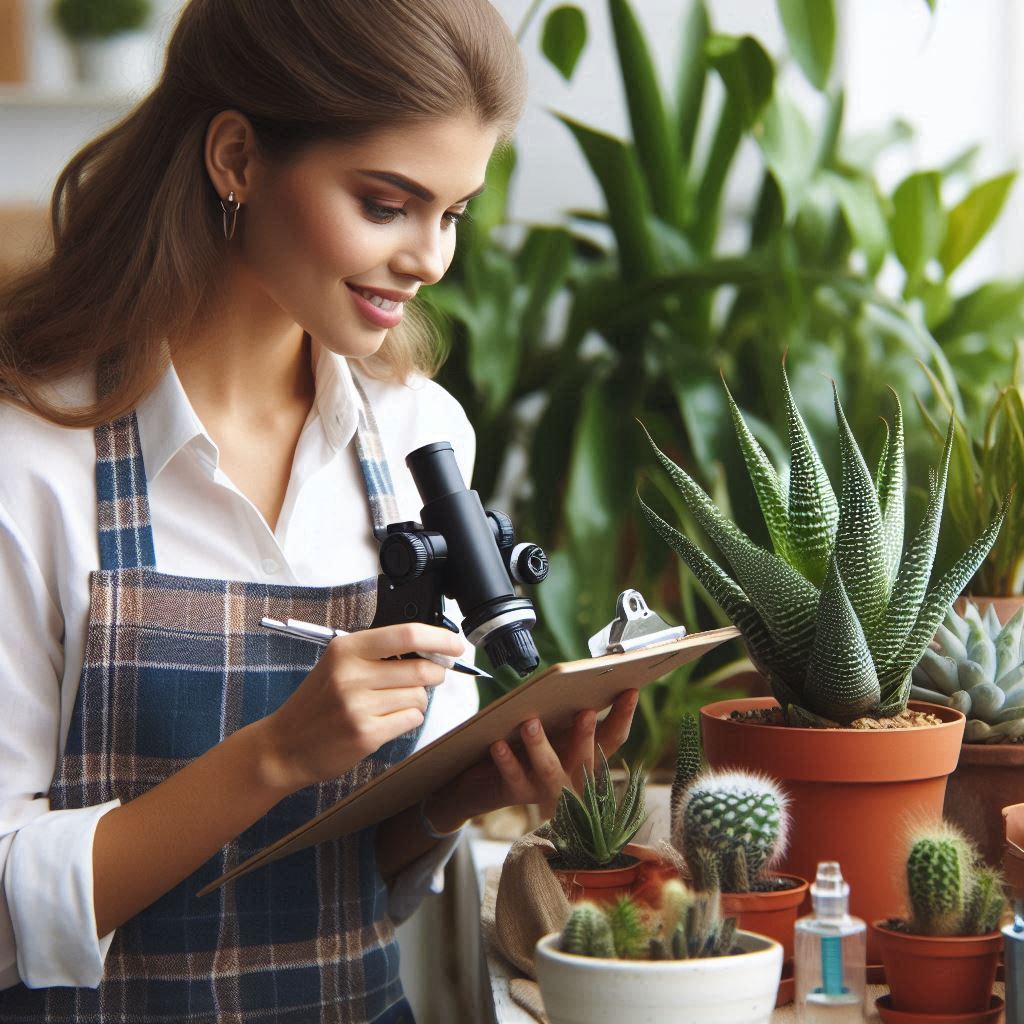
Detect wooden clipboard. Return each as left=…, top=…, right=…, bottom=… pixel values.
left=200, top=625, right=738, bottom=894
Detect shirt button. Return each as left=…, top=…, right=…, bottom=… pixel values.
left=261, top=558, right=280, bottom=575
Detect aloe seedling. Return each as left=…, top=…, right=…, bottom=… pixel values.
left=547, top=746, right=648, bottom=869
left=640, top=363, right=1008, bottom=725
left=911, top=601, right=1024, bottom=742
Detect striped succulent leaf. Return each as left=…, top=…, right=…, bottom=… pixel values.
left=782, top=361, right=838, bottom=586
left=722, top=376, right=790, bottom=562
left=832, top=384, right=890, bottom=646
left=640, top=434, right=819, bottom=668
left=806, top=556, right=881, bottom=720
left=875, top=392, right=906, bottom=590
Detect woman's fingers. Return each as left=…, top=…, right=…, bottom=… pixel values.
left=566, top=709, right=598, bottom=793
left=342, top=622, right=466, bottom=662
left=595, top=689, right=639, bottom=756
left=364, top=686, right=430, bottom=716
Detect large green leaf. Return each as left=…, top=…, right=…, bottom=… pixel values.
left=935, top=280, right=1024, bottom=342
left=676, top=0, right=710, bottom=168
left=609, top=0, right=679, bottom=223
left=516, top=226, right=574, bottom=346
left=823, top=171, right=890, bottom=276
left=541, top=5, right=587, bottom=81
left=890, top=171, right=947, bottom=287
left=557, top=115, right=659, bottom=279
left=758, top=91, right=816, bottom=221
left=467, top=145, right=516, bottom=246
left=705, top=33, right=775, bottom=130
left=939, top=172, right=1017, bottom=276
left=776, top=0, right=836, bottom=91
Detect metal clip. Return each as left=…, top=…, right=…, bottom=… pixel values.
left=587, top=589, right=688, bottom=656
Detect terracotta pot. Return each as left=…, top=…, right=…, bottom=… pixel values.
left=954, top=595, right=1024, bottom=621
left=945, top=742, right=1024, bottom=868
left=875, top=993, right=1004, bottom=1022
left=547, top=843, right=672, bottom=906
left=720, top=875, right=808, bottom=961
left=700, top=697, right=966, bottom=965
left=872, top=922, right=1002, bottom=1015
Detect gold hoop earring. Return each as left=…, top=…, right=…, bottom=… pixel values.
left=220, top=191, right=241, bottom=241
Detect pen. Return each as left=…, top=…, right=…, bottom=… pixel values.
left=259, top=617, right=492, bottom=678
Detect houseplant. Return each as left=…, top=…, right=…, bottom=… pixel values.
left=534, top=878, right=783, bottom=1024
left=640, top=362, right=1007, bottom=962
left=541, top=746, right=651, bottom=903
left=918, top=343, right=1024, bottom=620
left=669, top=713, right=806, bottom=1004
left=911, top=601, right=1024, bottom=867
left=872, top=822, right=1006, bottom=1020
left=52, top=0, right=155, bottom=91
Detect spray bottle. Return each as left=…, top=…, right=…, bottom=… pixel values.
left=794, top=861, right=866, bottom=1021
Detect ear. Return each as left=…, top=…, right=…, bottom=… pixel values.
left=205, top=110, right=261, bottom=202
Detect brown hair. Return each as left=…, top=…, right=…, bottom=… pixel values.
left=0, top=0, right=525, bottom=427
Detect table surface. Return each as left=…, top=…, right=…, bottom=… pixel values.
left=469, top=834, right=1007, bottom=1024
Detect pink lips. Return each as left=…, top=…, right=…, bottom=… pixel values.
left=346, top=284, right=406, bottom=329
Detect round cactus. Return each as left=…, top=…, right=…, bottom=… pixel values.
left=912, top=602, right=1024, bottom=742
left=673, top=769, right=789, bottom=892
left=561, top=902, right=615, bottom=958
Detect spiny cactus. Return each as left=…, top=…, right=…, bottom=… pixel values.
left=559, top=880, right=738, bottom=960
left=548, top=745, right=648, bottom=869
left=906, top=822, right=1007, bottom=936
left=673, top=769, right=789, bottom=893
left=640, top=363, right=1009, bottom=725
left=911, top=602, right=1024, bottom=742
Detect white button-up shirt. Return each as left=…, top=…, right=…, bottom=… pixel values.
left=0, top=341, right=479, bottom=990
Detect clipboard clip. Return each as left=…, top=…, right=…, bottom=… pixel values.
left=587, top=589, right=688, bottom=656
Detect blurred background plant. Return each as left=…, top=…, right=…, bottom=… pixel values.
left=425, top=0, right=1024, bottom=765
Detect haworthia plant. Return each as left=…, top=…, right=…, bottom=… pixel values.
left=640, top=363, right=1009, bottom=725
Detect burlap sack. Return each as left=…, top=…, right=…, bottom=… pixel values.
left=493, top=832, right=570, bottom=979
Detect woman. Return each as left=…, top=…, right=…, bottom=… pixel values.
left=0, top=1, right=638, bottom=1021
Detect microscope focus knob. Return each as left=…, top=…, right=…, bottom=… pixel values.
left=380, top=532, right=430, bottom=583
left=510, top=543, right=549, bottom=585
left=486, top=510, right=516, bottom=549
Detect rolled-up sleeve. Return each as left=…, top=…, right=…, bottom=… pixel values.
left=0, top=497, right=117, bottom=990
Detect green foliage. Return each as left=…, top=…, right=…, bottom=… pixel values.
left=918, top=346, right=1024, bottom=596
left=547, top=746, right=648, bottom=869
left=560, top=880, right=737, bottom=960
left=53, top=0, right=151, bottom=38
left=911, top=601, right=1024, bottom=742
left=641, top=365, right=1008, bottom=724
left=541, top=5, right=587, bottom=80
left=673, top=769, right=789, bottom=893
left=905, top=823, right=1006, bottom=936
left=430, top=0, right=1023, bottom=762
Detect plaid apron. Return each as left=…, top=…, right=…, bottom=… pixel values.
left=0, top=380, right=424, bottom=1023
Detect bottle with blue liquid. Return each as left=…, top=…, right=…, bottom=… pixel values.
left=794, top=861, right=866, bottom=1021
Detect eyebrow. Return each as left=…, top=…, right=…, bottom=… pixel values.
left=358, top=171, right=486, bottom=204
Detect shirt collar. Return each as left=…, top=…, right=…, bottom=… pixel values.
left=135, top=338, right=364, bottom=482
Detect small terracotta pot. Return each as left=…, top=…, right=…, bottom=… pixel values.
left=946, top=742, right=1024, bottom=868
left=700, top=697, right=966, bottom=965
left=547, top=843, right=670, bottom=906
left=875, top=993, right=1004, bottom=1022
left=720, top=875, right=808, bottom=961
left=872, top=922, right=1002, bottom=1015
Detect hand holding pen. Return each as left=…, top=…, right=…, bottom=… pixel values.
left=261, top=617, right=490, bottom=678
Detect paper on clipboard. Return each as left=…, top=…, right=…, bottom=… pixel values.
left=199, top=624, right=739, bottom=895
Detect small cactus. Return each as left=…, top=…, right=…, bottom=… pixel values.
left=559, top=878, right=737, bottom=960
left=911, top=602, right=1024, bottom=742
left=672, top=769, right=789, bottom=892
left=905, top=822, right=1007, bottom=936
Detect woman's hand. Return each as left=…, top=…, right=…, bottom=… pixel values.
left=255, top=623, right=466, bottom=796
left=426, top=689, right=640, bottom=830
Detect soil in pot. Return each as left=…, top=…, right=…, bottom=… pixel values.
left=872, top=921, right=1002, bottom=1016
left=700, top=697, right=966, bottom=966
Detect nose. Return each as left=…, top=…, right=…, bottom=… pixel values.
left=389, top=220, right=450, bottom=286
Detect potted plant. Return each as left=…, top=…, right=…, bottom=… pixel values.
left=534, top=877, right=783, bottom=1024
left=52, top=0, right=155, bottom=92
left=872, top=822, right=1006, bottom=1020
left=640, top=362, right=1008, bottom=963
left=911, top=601, right=1024, bottom=867
left=669, top=713, right=806, bottom=1005
left=918, top=343, right=1024, bottom=623
left=541, top=746, right=651, bottom=904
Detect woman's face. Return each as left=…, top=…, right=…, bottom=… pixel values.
left=239, top=114, right=500, bottom=357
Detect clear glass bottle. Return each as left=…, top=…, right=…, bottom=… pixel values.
left=794, top=861, right=866, bottom=1021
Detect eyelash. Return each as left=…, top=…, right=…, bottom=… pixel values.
left=361, top=199, right=466, bottom=228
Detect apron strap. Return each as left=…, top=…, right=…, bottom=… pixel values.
left=350, top=375, right=400, bottom=542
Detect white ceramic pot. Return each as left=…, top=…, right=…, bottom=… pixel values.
left=71, top=32, right=156, bottom=92
left=534, top=929, right=783, bottom=1024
